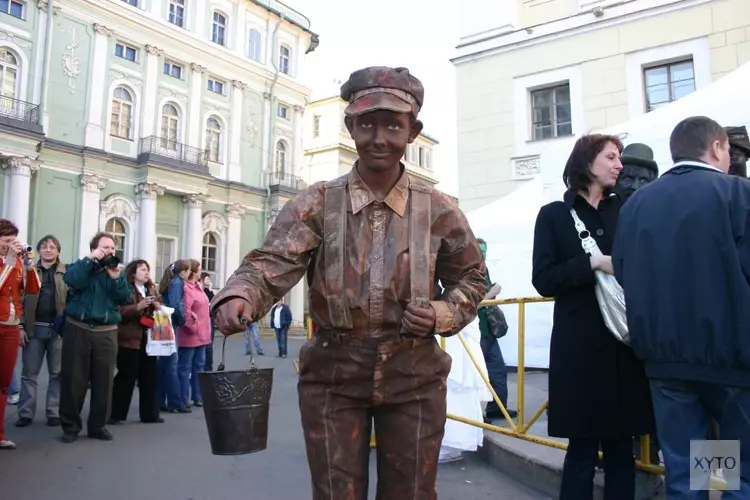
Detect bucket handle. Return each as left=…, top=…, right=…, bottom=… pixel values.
left=216, top=317, right=256, bottom=372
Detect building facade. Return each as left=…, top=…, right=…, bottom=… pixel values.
left=453, top=0, right=750, bottom=211
left=303, top=95, right=439, bottom=186
left=0, top=0, right=318, bottom=324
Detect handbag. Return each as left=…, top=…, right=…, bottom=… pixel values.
left=569, top=208, right=630, bottom=345
left=485, top=306, right=509, bottom=339
left=140, top=315, right=155, bottom=328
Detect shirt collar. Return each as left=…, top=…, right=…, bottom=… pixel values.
left=348, top=163, right=410, bottom=217
left=668, top=159, right=724, bottom=174
left=563, top=188, right=617, bottom=209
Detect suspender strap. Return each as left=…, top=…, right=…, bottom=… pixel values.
left=323, top=176, right=354, bottom=330
left=409, top=184, right=432, bottom=308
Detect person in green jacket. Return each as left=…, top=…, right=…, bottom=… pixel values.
left=58, top=232, right=132, bottom=444
left=477, top=238, right=516, bottom=421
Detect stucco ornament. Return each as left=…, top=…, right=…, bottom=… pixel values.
left=61, top=26, right=83, bottom=94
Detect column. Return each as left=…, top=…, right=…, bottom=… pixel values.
left=188, top=64, right=206, bottom=149
left=192, top=0, right=207, bottom=38
left=229, top=81, right=245, bottom=182
left=182, top=194, right=206, bottom=259
left=260, top=92, right=272, bottom=182
left=85, top=24, right=114, bottom=149
left=141, top=45, right=163, bottom=139
left=33, top=1, right=49, bottom=106
left=293, top=105, right=305, bottom=178
left=78, top=173, right=107, bottom=258
left=1, top=157, right=40, bottom=243
left=234, top=6, right=246, bottom=52
left=225, top=202, right=244, bottom=284
left=135, top=182, right=164, bottom=267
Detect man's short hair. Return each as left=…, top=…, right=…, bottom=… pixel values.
left=37, top=235, right=61, bottom=253
left=670, top=116, right=728, bottom=162
left=0, top=218, right=19, bottom=238
left=89, top=232, right=115, bottom=251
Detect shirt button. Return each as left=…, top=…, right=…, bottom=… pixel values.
left=596, top=229, right=604, bottom=236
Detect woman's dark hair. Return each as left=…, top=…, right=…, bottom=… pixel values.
left=125, top=259, right=157, bottom=295
left=200, top=271, right=210, bottom=281
left=0, top=219, right=19, bottom=238
left=562, top=134, right=624, bottom=191
left=187, top=259, right=201, bottom=281
left=36, top=235, right=61, bottom=253
left=158, top=259, right=190, bottom=296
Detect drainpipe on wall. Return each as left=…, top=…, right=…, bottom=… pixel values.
left=263, top=16, right=283, bottom=235
left=39, top=0, right=55, bottom=126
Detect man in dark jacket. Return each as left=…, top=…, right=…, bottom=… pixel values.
left=269, top=298, right=292, bottom=358
left=200, top=272, right=215, bottom=371
left=59, top=232, right=132, bottom=443
left=614, top=116, right=750, bottom=497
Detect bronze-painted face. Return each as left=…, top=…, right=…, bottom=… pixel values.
left=729, top=145, right=748, bottom=178
left=615, top=164, right=657, bottom=202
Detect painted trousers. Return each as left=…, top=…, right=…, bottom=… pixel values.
left=298, top=330, right=452, bottom=500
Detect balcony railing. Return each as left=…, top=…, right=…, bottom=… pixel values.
left=138, top=136, right=209, bottom=172
left=0, top=95, right=40, bottom=125
left=267, top=171, right=307, bottom=192
left=252, top=0, right=311, bottom=30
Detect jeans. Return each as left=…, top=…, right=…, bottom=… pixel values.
left=9, top=370, right=18, bottom=394
left=156, top=352, right=181, bottom=411
left=177, top=346, right=205, bottom=406
left=560, top=437, right=635, bottom=500
left=243, top=323, right=263, bottom=355
left=650, top=379, right=750, bottom=499
left=18, top=324, right=62, bottom=419
left=0, top=325, right=20, bottom=440
left=275, top=326, right=289, bottom=356
left=205, top=319, right=215, bottom=371
left=480, top=335, right=508, bottom=413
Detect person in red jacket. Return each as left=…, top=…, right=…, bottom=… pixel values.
left=0, top=218, right=41, bottom=449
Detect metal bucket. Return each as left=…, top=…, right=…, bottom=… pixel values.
left=198, top=336, right=274, bottom=455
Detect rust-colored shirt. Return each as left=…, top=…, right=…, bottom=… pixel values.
left=212, top=166, right=487, bottom=337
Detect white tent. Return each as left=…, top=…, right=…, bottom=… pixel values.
left=466, top=61, right=750, bottom=369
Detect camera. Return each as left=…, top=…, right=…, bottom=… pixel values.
left=21, top=243, right=32, bottom=253
left=99, top=254, right=121, bottom=269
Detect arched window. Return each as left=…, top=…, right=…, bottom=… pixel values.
left=205, top=117, right=221, bottom=162
left=105, top=218, right=127, bottom=262
left=201, top=232, right=218, bottom=282
left=275, top=140, right=287, bottom=178
left=160, top=103, right=180, bottom=149
left=279, top=44, right=291, bottom=75
left=212, top=12, right=226, bottom=46
left=0, top=49, right=18, bottom=100
left=110, top=86, right=134, bottom=139
left=248, top=29, right=262, bottom=62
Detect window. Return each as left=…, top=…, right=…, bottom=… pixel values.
left=205, top=117, right=221, bottom=162
left=110, top=86, right=134, bottom=139
left=160, top=104, right=180, bottom=148
left=201, top=233, right=218, bottom=282
left=279, top=45, right=291, bottom=75
left=168, top=0, right=184, bottom=27
left=313, top=114, right=320, bottom=137
left=212, top=12, right=226, bottom=46
left=0, top=49, right=18, bottom=100
left=248, top=29, right=262, bottom=62
left=276, top=104, right=288, bottom=119
left=121, top=0, right=138, bottom=6
left=644, top=60, right=695, bottom=112
left=418, top=147, right=426, bottom=167
left=163, top=61, right=183, bottom=79
left=105, top=218, right=127, bottom=262
left=115, top=42, right=137, bottom=62
left=531, top=84, right=572, bottom=141
left=207, top=78, right=224, bottom=94
left=0, top=0, right=23, bottom=19
left=155, top=237, right=174, bottom=283
left=275, top=140, right=287, bottom=176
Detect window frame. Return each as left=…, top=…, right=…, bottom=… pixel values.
left=212, top=11, right=227, bottom=46
left=160, top=103, right=180, bottom=148
left=312, top=114, right=320, bottom=137
left=168, top=0, right=185, bottom=27
left=155, top=236, right=177, bottom=285
left=0, top=48, right=19, bottom=100
left=114, top=42, right=138, bottom=63
left=105, top=218, right=127, bottom=263
left=529, top=83, right=572, bottom=142
left=642, top=58, right=695, bottom=112
left=276, top=104, right=289, bottom=120
left=274, top=139, right=288, bottom=177
left=279, top=44, right=291, bottom=75
left=205, top=116, right=222, bottom=163
left=207, top=78, right=225, bottom=95
left=201, top=232, right=219, bottom=283
left=163, top=60, right=183, bottom=79
left=110, top=86, right=135, bottom=140
left=0, top=0, right=24, bottom=20
left=248, top=28, right=262, bottom=62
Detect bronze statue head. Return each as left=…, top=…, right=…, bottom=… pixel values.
left=614, top=143, right=659, bottom=202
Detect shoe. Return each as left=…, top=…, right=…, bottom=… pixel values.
left=15, top=417, right=32, bottom=427
left=107, top=419, right=123, bottom=425
left=8, top=393, right=19, bottom=405
left=258, top=351, right=264, bottom=356
left=158, top=406, right=168, bottom=412
left=0, top=439, right=16, bottom=450
left=281, top=354, right=287, bottom=358
left=171, top=407, right=191, bottom=414
left=61, top=433, right=78, bottom=444
left=192, top=400, right=203, bottom=408
left=47, top=417, right=61, bottom=427
left=141, top=417, right=165, bottom=424
left=88, top=428, right=114, bottom=441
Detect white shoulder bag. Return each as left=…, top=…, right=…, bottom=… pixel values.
left=570, top=208, right=630, bottom=345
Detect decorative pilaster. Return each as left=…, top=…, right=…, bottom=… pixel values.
left=260, top=92, right=273, bottom=179
left=141, top=46, right=163, bottom=139
left=36, top=0, right=61, bottom=14
left=182, top=194, right=207, bottom=259
left=293, top=104, right=305, bottom=178
left=85, top=24, right=114, bottom=149
left=188, top=64, right=206, bottom=150
left=77, top=173, right=107, bottom=258
left=225, top=202, right=245, bottom=282
left=135, top=182, right=165, bottom=267
left=229, top=81, right=246, bottom=182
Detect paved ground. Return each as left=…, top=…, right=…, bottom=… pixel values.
left=2, top=337, right=550, bottom=500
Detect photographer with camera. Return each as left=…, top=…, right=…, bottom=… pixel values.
left=0, top=218, right=41, bottom=450
left=59, top=232, right=132, bottom=444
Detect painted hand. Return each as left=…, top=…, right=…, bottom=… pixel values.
left=214, top=298, right=253, bottom=336
left=401, top=303, right=436, bottom=336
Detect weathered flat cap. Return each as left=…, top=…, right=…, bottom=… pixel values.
left=340, top=66, right=424, bottom=118
left=726, top=125, right=750, bottom=156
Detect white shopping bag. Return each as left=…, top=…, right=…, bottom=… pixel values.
left=146, top=305, right=177, bottom=357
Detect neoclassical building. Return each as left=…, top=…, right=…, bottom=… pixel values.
left=0, top=0, right=318, bottom=325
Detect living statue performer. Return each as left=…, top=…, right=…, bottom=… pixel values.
left=614, top=143, right=659, bottom=203
left=726, top=125, right=750, bottom=178
left=211, top=66, right=487, bottom=500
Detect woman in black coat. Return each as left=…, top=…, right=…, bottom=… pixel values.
left=531, top=134, right=654, bottom=500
